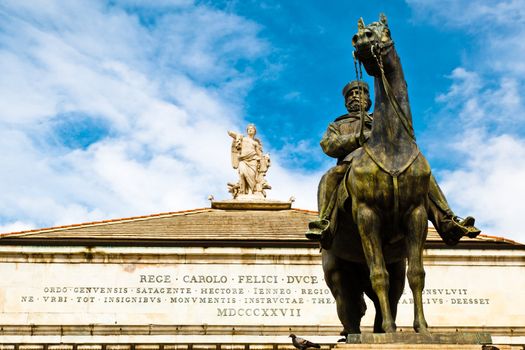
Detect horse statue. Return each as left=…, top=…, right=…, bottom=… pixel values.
left=322, top=14, right=431, bottom=337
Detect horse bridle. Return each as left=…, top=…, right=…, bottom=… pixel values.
left=353, top=38, right=416, bottom=145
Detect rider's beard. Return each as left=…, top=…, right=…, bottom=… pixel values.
left=347, top=99, right=362, bottom=113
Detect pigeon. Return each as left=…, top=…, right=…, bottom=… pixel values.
left=289, top=334, right=321, bottom=350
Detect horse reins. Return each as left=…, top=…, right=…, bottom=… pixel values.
left=370, top=43, right=416, bottom=141
left=352, top=42, right=421, bottom=241
left=352, top=52, right=367, bottom=146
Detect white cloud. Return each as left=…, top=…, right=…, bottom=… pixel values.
left=0, top=221, right=36, bottom=234
left=436, top=68, right=524, bottom=131
left=265, top=160, right=322, bottom=210
left=114, top=0, right=193, bottom=8
left=0, top=0, right=321, bottom=232
left=439, top=132, right=525, bottom=243
left=407, top=0, right=525, bottom=28
left=408, top=0, right=525, bottom=243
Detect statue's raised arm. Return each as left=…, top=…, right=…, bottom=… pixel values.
left=228, top=130, right=242, bottom=169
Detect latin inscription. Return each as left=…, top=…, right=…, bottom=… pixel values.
left=3, top=262, right=506, bottom=326
left=398, top=288, right=490, bottom=306
left=18, top=271, right=491, bottom=319
left=17, top=271, right=327, bottom=319
left=140, top=274, right=171, bottom=283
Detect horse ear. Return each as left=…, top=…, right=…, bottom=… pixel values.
left=380, top=13, right=388, bottom=26
left=358, top=17, right=365, bottom=31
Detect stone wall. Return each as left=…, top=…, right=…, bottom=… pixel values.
left=0, top=245, right=523, bottom=346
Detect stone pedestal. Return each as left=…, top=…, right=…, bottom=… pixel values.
left=337, top=346, right=486, bottom=350
left=336, top=332, right=493, bottom=350
left=211, top=199, right=292, bottom=210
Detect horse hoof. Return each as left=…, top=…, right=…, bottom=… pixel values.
left=383, top=323, right=397, bottom=333
left=416, top=327, right=430, bottom=336
left=414, top=321, right=430, bottom=335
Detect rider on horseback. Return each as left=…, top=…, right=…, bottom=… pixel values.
left=306, top=80, right=480, bottom=248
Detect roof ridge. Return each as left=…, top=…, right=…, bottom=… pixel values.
left=477, top=233, right=522, bottom=245
left=290, top=208, right=318, bottom=214
left=1, top=208, right=521, bottom=246
left=0, top=207, right=214, bottom=238
left=0, top=207, right=318, bottom=238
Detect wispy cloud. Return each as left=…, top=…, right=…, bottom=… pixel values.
left=0, top=0, right=321, bottom=232
left=407, top=0, right=525, bottom=28
left=439, top=132, right=525, bottom=242
left=408, top=0, right=525, bottom=242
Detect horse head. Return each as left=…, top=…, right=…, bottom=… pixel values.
left=352, top=14, right=393, bottom=76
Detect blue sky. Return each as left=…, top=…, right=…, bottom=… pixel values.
left=1, top=0, right=525, bottom=243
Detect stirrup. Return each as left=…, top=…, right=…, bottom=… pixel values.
left=453, top=216, right=481, bottom=238
left=305, top=219, right=330, bottom=241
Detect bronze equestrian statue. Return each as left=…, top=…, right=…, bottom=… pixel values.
left=306, top=14, right=480, bottom=337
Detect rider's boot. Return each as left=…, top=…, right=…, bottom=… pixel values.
left=305, top=165, right=347, bottom=244
left=305, top=188, right=334, bottom=245
left=428, top=174, right=480, bottom=246
left=305, top=218, right=331, bottom=241
left=306, top=176, right=332, bottom=242
left=438, top=215, right=481, bottom=246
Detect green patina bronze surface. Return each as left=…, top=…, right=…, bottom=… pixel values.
left=310, top=14, right=482, bottom=339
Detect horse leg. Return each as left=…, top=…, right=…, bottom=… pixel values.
left=363, top=290, right=384, bottom=333
left=322, top=251, right=366, bottom=335
left=364, top=260, right=406, bottom=333
left=388, top=260, right=406, bottom=323
left=357, top=205, right=396, bottom=333
left=406, top=205, right=429, bottom=334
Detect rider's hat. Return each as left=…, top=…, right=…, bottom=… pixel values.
left=342, top=80, right=370, bottom=98
left=342, top=81, right=372, bottom=111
